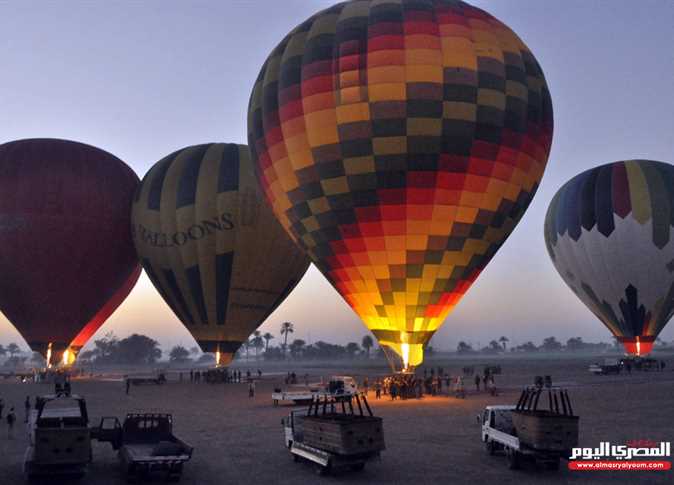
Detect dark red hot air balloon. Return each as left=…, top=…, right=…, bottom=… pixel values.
left=0, top=139, right=141, bottom=365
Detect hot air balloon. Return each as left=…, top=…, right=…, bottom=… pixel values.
left=545, top=160, right=674, bottom=356
left=0, top=138, right=141, bottom=366
left=248, top=0, right=553, bottom=369
left=131, top=143, right=310, bottom=366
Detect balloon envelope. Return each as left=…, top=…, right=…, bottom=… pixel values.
left=545, top=160, right=674, bottom=356
left=0, top=139, right=141, bottom=362
left=131, top=143, right=310, bottom=365
left=248, top=0, right=553, bottom=367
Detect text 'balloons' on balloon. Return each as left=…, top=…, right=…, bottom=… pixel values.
left=0, top=138, right=141, bottom=365
left=131, top=143, right=310, bottom=366
left=545, top=160, right=674, bottom=357
left=248, top=0, right=553, bottom=368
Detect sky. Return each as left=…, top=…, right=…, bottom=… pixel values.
left=0, top=0, right=673, bottom=353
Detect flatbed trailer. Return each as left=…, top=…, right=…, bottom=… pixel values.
left=126, top=373, right=166, bottom=386
left=273, top=389, right=322, bottom=406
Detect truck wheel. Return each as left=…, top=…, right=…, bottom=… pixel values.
left=485, top=440, right=495, bottom=455
left=350, top=463, right=365, bottom=472
left=506, top=448, right=520, bottom=470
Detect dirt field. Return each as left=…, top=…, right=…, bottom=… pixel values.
left=1, top=354, right=673, bottom=484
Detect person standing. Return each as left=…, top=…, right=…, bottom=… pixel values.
left=374, top=380, right=382, bottom=400
left=474, top=374, right=481, bottom=392
left=248, top=380, right=256, bottom=399
left=363, top=377, right=369, bottom=395
left=24, top=396, right=30, bottom=423
left=488, top=375, right=497, bottom=396
left=7, top=407, right=16, bottom=439
left=125, top=377, right=131, bottom=395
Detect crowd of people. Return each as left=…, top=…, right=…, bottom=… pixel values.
left=359, top=366, right=499, bottom=400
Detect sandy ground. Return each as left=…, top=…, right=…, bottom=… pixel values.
left=1, top=354, right=673, bottom=484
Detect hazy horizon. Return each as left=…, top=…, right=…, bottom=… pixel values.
left=1, top=0, right=673, bottom=354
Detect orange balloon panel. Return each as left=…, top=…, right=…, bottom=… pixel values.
left=248, top=0, right=553, bottom=366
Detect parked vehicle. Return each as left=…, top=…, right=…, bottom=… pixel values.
left=273, top=376, right=358, bottom=406
left=588, top=358, right=622, bottom=375
left=24, top=394, right=92, bottom=479
left=282, top=394, right=384, bottom=475
left=94, top=413, right=193, bottom=481
left=126, top=372, right=167, bottom=386
left=479, top=387, right=579, bottom=470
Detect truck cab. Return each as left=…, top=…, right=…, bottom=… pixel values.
left=480, top=405, right=517, bottom=444
left=327, top=376, right=358, bottom=396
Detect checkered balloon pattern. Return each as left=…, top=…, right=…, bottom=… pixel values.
left=248, top=0, right=553, bottom=367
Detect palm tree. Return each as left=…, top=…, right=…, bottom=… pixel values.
left=499, top=336, right=509, bottom=351
left=252, top=331, right=264, bottom=360
left=263, top=332, right=274, bottom=352
left=361, top=335, right=374, bottom=359
left=280, top=322, right=294, bottom=357
left=345, top=342, right=360, bottom=358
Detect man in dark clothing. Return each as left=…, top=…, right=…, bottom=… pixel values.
left=474, top=374, right=481, bottom=392
left=125, top=378, right=131, bottom=395
left=7, top=407, right=16, bottom=439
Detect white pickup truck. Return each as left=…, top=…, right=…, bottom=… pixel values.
left=272, top=376, right=358, bottom=406
left=479, top=405, right=565, bottom=470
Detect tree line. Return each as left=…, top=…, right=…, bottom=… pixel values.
left=456, top=336, right=626, bottom=354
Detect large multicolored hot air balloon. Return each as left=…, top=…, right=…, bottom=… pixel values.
left=545, top=160, right=674, bottom=356
left=248, top=0, right=553, bottom=368
left=0, top=138, right=141, bottom=365
left=131, top=143, right=310, bottom=366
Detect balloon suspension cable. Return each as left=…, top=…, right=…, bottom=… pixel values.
left=381, top=345, right=406, bottom=374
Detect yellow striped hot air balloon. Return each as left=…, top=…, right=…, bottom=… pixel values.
left=131, top=143, right=310, bottom=366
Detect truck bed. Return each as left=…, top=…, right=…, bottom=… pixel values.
left=122, top=441, right=191, bottom=463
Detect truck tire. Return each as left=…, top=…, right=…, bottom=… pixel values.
left=506, top=448, right=520, bottom=470
left=350, top=462, right=365, bottom=472
left=315, top=463, right=330, bottom=476
left=485, top=440, right=495, bottom=456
